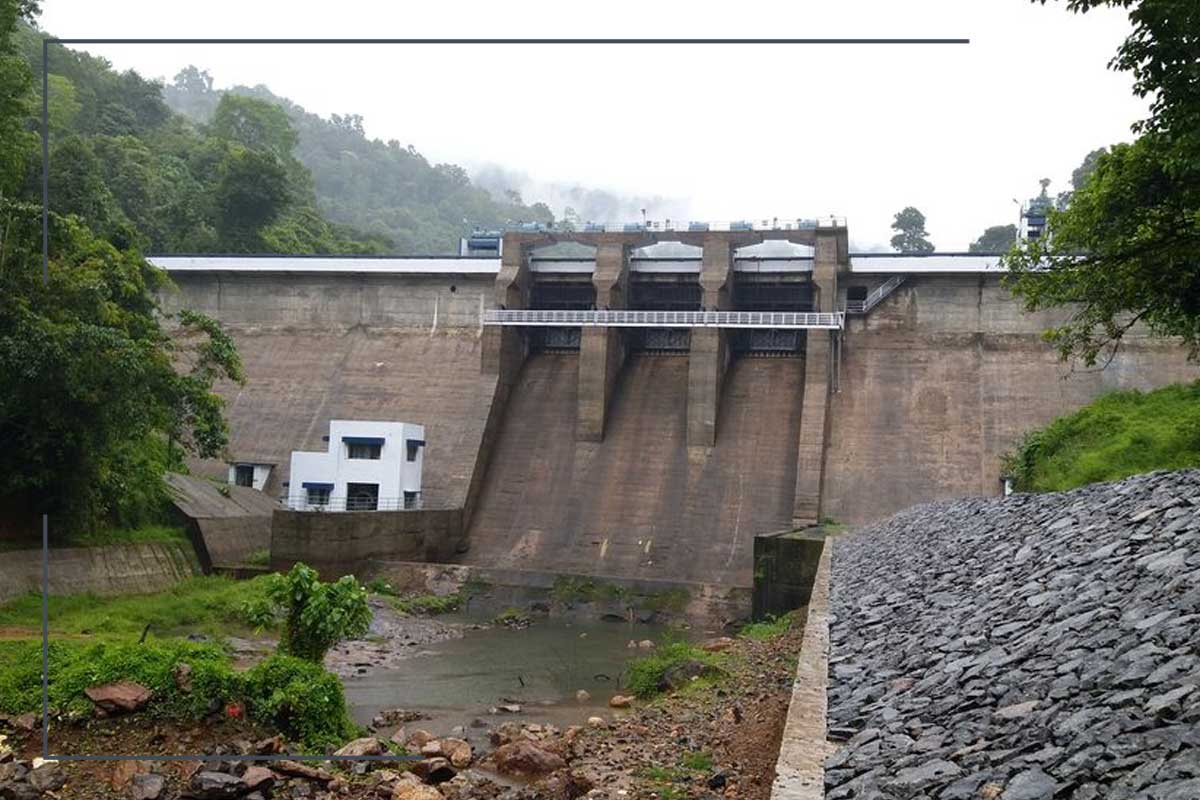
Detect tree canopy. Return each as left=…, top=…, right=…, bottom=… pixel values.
left=889, top=206, right=935, bottom=254
left=1005, top=0, right=1200, bottom=365
left=969, top=225, right=1017, bottom=254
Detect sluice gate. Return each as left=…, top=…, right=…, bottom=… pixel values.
left=461, top=353, right=806, bottom=586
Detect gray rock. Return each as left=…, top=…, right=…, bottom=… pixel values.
left=131, top=773, right=166, bottom=800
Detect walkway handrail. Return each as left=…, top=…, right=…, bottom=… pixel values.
left=483, top=309, right=845, bottom=330
left=846, top=275, right=906, bottom=314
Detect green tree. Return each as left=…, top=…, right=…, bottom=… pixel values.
left=1006, top=0, right=1200, bottom=365
left=0, top=200, right=244, bottom=530
left=213, top=144, right=292, bottom=251
left=0, top=0, right=38, bottom=196
left=969, top=224, right=1017, bottom=253
left=889, top=206, right=935, bottom=253
left=266, top=564, right=371, bottom=663
left=210, top=94, right=297, bottom=160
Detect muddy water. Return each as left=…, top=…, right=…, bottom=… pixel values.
left=342, top=617, right=679, bottom=733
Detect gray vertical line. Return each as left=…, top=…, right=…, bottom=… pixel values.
left=41, top=37, right=51, bottom=761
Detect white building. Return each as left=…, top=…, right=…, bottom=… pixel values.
left=286, top=420, right=425, bottom=511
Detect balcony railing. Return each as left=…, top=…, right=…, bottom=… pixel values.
left=281, top=495, right=439, bottom=512
left=484, top=309, right=844, bottom=329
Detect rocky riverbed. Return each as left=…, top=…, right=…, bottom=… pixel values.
left=1, top=611, right=807, bottom=799
left=825, top=469, right=1200, bottom=799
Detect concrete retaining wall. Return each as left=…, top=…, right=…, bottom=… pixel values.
left=270, top=508, right=462, bottom=579
left=770, top=543, right=833, bottom=799
left=0, top=542, right=199, bottom=603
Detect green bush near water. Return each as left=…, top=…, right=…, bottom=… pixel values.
left=1003, top=381, right=1200, bottom=492
left=626, top=640, right=725, bottom=699
left=0, top=640, right=355, bottom=750
left=739, top=613, right=793, bottom=640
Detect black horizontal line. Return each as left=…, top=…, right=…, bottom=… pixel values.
left=47, top=38, right=970, bottom=45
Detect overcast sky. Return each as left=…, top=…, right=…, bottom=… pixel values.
left=36, top=0, right=1146, bottom=251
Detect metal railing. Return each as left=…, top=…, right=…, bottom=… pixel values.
left=501, top=217, right=846, bottom=234
left=484, top=309, right=844, bottom=329
left=280, top=495, right=440, bottom=512
left=845, top=275, right=906, bottom=314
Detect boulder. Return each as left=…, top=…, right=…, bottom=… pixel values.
left=575, top=689, right=591, bottom=703
left=637, top=640, right=655, bottom=650
left=0, top=781, right=39, bottom=800
left=240, top=766, right=275, bottom=792
left=12, top=716, right=36, bottom=733
left=333, top=737, right=384, bottom=757
left=608, top=695, right=634, bottom=709
left=131, top=773, right=166, bottom=800
left=392, top=782, right=444, bottom=800
left=28, top=762, right=66, bottom=793
left=586, top=716, right=606, bottom=728
left=440, top=738, right=472, bottom=768
left=110, top=759, right=150, bottom=789
left=85, top=682, right=153, bottom=715
left=273, top=760, right=333, bottom=782
left=487, top=740, right=566, bottom=778
left=702, top=637, right=735, bottom=653
left=410, top=758, right=456, bottom=784
left=185, top=770, right=245, bottom=799
left=407, top=730, right=436, bottom=749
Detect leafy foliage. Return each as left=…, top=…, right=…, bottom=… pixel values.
left=242, top=654, right=358, bottom=749
left=266, top=564, right=371, bottom=662
left=889, top=206, right=934, bottom=253
left=968, top=224, right=1016, bottom=254
left=1002, top=380, right=1200, bottom=492
left=739, top=613, right=793, bottom=640
left=0, top=199, right=244, bottom=530
left=1006, top=0, right=1200, bottom=364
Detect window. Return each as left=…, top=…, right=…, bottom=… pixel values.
left=234, top=464, right=254, bottom=487
left=846, top=286, right=869, bottom=302
left=406, top=440, right=424, bottom=462
left=348, top=442, right=382, bottom=460
left=404, top=491, right=421, bottom=510
left=346, top=483, right=379, bottom=511
left=306, top=486, right=331, bottom=507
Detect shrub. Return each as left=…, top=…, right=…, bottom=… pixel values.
left=625, top=640, right=724, bottom=699
left=266, top=564, right=371, bottom=662
left=391, top=592, right=462, bottom=616
left=243, top=654, right=358, bottom=750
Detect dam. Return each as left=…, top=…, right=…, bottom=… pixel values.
left=151, top=218, right=1195, bottom=605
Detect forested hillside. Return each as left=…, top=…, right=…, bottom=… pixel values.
left=163, top=66, right=556, bottom=253
left=14, top=28, right=416, bottom=254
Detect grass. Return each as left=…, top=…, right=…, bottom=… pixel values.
left=626, top=639, right=726, bottom=699
left=0, top=524, right=189, bottom=553
left=1004, top=380, right=1200, bottom=492
left=243, top=548, right=270, bottom=567
left=0, top=575, right=276, bottom=640
left=638, top=751, right=715, bottom=798
left=550, top=575, right=690, bottom=614
left=739, top=612, right=793, bottom=640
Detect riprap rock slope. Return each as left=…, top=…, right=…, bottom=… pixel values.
left=826, top=470, right=1200, bottom=799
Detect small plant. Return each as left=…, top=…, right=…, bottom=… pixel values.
left=244, top=549, right=270, bottom=567
left=266, top=564, right=371, bottom=663
left=492, top=607, right=531, bottom=628
left=217, top=485, right=231, bottom=498
left=680, top=751, right=714, bottom=772
left=364, top=577, right=398, bottom=596
left=391, top=592, right=462, bottom=616
left=740, top=613, right=793, bottom=640
left=238, top=596, right=278, bottom=631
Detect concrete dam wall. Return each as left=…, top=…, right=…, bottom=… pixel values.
left=155, top=238, right=1192, bottom=592
left=824, top=275, right=1197, bottom=524
left=463, top=353, right=804, bottom=586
